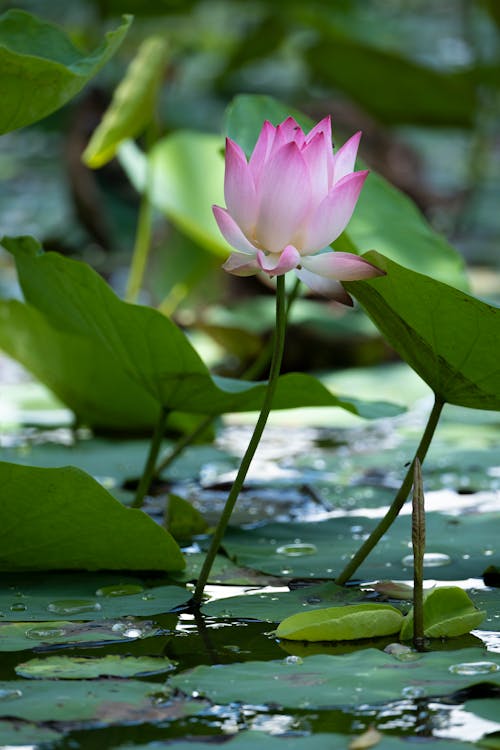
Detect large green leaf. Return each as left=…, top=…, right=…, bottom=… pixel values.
left=225, top=95, right=468, bottom=289
left=400, top=587, right=486, bottom=640
left=346, top=252, right=500, bottom=410
left=0, top=299, right=159, bottom=431
left=0, top=461, right=185, bottom=571
left=83, top=35, right=168, bottom=168
left=276, top=603, right=404, bottom=642
left=1, top=236, right=400, bottom=420
left=0, top=10, right=131, bottom=133
left=170, top=648, right=500, bottom=708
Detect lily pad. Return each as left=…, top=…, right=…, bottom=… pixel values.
left=222, top=512, right=500, bottom=585
left=0, top=10, right=131, bottom=133
left=0, top=573, right=189, bottom=621
left=171, top=648, right=500, bottom=708
left=0, top=461, right=185, bottom=571
left=400, top=587, right=486, bottom=640
left=346, top=252, right=500, bottom=410
left=0, top=619, right=164, bottom=651
left=1, top=236, right=401, bottom=421
left=276, top=603, right=404, bottom=642
left=15, top=654, right=174, bottom=679
left=0, top=679, right=205, bottom=723
left=202, top=582, right=366, bottom=622
left=0, top=720, right=61, bottom=746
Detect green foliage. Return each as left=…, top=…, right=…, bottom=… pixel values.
left=15, top=654, right=174, bottom=679
left=171, top=648, right=500, bottom=707
left=83, top=35, right=168, bottom=168
left=400, top=586, right=486, bottom=640
left=165, top=493, right=209, bottom=541
left=0, top=10, right=131, bottom=134
left=0, top=461, right=185, bottom=571
left=225, top=95, right=468, bottom=289
left=1, top=236, right=400, bottom=421
left=276, top=603, right=404, bottom=641
left=346, top=252, right=500, bottom=410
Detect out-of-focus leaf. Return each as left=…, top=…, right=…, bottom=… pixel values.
left=346, top=252, right=500, bottom=410
left=304, top=22, right=475, bottom=126
left=0, top=461, right=185, bottom=571
left=15, top=655, right=174, bottom=679
left=400, top=587, right=486, bottom=640
left=224, top=95, right=468, bottom=289
left=83, top=35, right=168, bottom=168
left=0, top=10, right=131, bottom=134
left=165, top=493, right=209, bottom=541
left=276, top=603, right=403, bottom=641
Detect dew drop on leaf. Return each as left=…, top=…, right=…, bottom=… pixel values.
left=449, top=661, right=499, bottom=675
left=47, top=599, right=102, bottom=615
left=401, top=552, right=452, bottom=568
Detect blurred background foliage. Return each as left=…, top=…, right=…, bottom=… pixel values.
left=0, top=0, right=499, bottom=376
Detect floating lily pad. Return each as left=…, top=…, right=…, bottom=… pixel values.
left=15, top=654, right=174, bottom=679
left=0, top=573, right=189, bottom=621
left=276, top=603, right=404, bottom=642
left=222, top=512, right=500, bottom=584
left=0, top=619, right=164, bottom=651
left=0, top=10, right=131, bottom=133
left=0, top=461, right=185, bottom=572
left=0, top=679, right=206, bottom=723
left=171, top=648, right=500, bottom=708
left=0, top=720, right=61, bottom=746
left=202, top=582, right=365, bottom=622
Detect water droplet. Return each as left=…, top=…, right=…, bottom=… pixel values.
left=25, top=626, right=67, bottom=640
left=123, top=627, right=143, bottom=638
left=10, top=603, right=27, bottom=612
left=449, top=661, right=499, bottom=676
left=284, top=655, right=303, bottom=665
left=276, top=543, right=317, bottom=557
left=483, top=549, right=495, bottom=556
left=401, top=685, right=426, bottom=698
left=401, top=552, right=452, bottom=568
left=141, top=592, right=155, bottom=601
left=0, top=689, right=22, bottom=701
left=95, top=584, right=144, bottom=597
left=280, top=569, right=292, bottom=575
left=47, top=599, right=102, bottom=615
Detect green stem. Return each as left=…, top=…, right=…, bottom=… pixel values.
left=154, top=278, right=302, bottom=478
left=132, top=407, right=169, bottom=509
left=412, top=457, right=426, bottom=652
left=190, top=274, right=288, bottom=609
left=335, top=395, right=444, bottom=586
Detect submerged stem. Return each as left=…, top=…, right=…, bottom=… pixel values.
left=412, top=458, right=426, bottom=651
left=190, top=274, right=288, bottom=609
left=132, top=407, right=169, bottom=509
left=335, top=395, right=444, bottom=586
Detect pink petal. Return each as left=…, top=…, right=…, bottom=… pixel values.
left=213, top=205, right=258, bottom=254
left=249, top=120, right=276, bottom=187
left=273, top=117, right=306, bottom=149
left=295, top=267, right=353, bottom=305
left=305, top=115, right=332, bottom=145
left=256, top=142, right=312, bottom=253
left=224, top=138, right=257, bottom=236
left=301, top=131, right=330, bottom=206
left=257, top=245, right=301, bottom=275
left=301, top=251, right=385, bottom=280
left=302, top=170, right=369, bottom=253
left=333, top=131, right=362, bottom=184
left=222, top=252, right=259, bottom=277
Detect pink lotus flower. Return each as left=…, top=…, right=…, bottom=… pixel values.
left=213, top=116, right=383, bottom=304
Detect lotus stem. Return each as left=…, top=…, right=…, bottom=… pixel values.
left=412, top=457, right=426, bottom=651
left=190, top=274, right=288, bottom=609
left=335, top=395, right=444, bottom=586
left=132, top=406, right=169, bottom=509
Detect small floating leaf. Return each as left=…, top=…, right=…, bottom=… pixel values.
left=276, top=603, right=404, bottom=642
left=165, top=494, right=209, bottom=541
left=349, top=726, right=383, bottom=750
left=15, top=655, right=174, bottom=680
left=400, top=586, right=486, bottom=640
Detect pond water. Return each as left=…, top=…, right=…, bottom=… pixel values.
left=1, top=363, right=500, bottom=748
